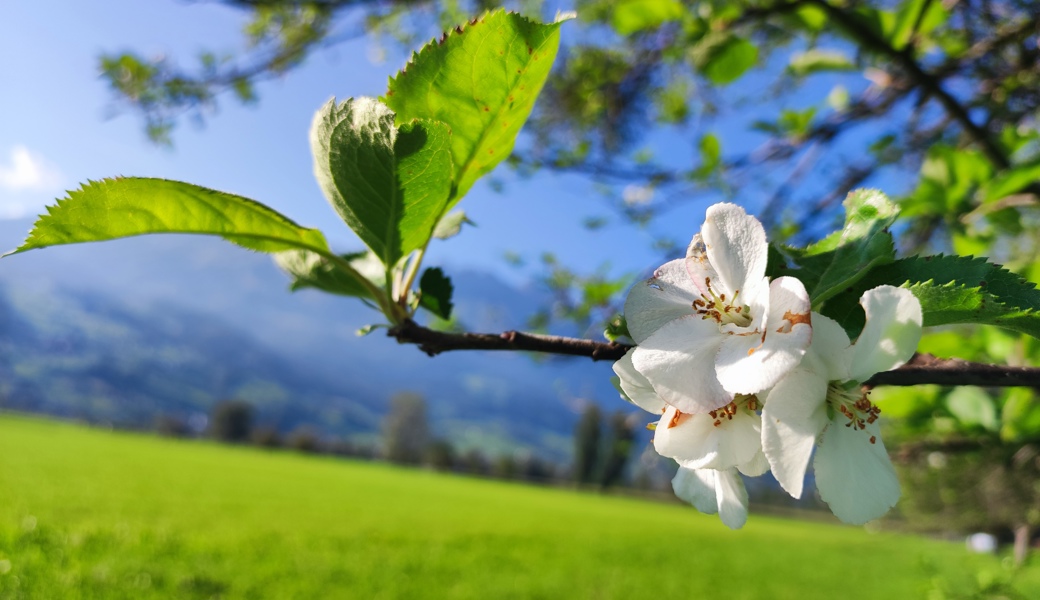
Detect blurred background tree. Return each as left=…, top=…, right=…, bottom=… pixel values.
left=209, top=399, right=255, bottom=443
left=382, top=391, right=431, bottom=465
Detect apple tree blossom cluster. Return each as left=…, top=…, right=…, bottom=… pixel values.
left=612, top=203, right=923, bottom=529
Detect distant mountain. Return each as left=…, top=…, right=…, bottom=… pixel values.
left=0, top=219, right=629, bottom=459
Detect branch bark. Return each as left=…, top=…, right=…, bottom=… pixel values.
left=389, top=320, right=1040, bottom=388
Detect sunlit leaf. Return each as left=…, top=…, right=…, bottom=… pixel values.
left=698, top=35, right=757, bottom=85
left=275, top=250, right=381, bottom=299
left=787, top=49, right=855, bottom=76
left=821, top=254, right=1040, bottom=339
left=611, top=0, right=684, bottom=35
left=311, top=97, right=453, bottom=268
left=6, top=177, right=331, bottom=257
left=775, top=189, right=898, bottom=306
left=385, top=9, right=567, bottom=200
left=432, top=210, right=474, bottom=240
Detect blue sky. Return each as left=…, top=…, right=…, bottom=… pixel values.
left=0, top=1, right=897, bottom=290
left=0, top=0, right=704, bottom=287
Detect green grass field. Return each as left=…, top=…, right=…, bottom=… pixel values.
left=0, top=414, right=1034, bottom=599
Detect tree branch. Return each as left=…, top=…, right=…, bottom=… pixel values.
left=388, top=320, right=1040, bottom=387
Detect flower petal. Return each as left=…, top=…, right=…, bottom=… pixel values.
left=612, top=351, right=668, bottom=415
left=738, top=448, right=769, bottom=477
left=848, top=286, right=923, bottom=382
left=715, top=277, right=812, bottom=394
left=656, top=406, right=762, bottom=471
left=803, top=313, right=852, bottom=381
left=761, top=367, right=829, bottom=498
left=701, top=203, right=768, bottom=300
left=714, top=469, right=749, bottom=529
left=624, top=259, right=701, bottom=343
left=814, top=420, right=901, bottom=525
left=672, top=466, right=718, bottom=514
left=631, top=316, right=732, bottom=412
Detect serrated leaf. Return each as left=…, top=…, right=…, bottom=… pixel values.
left=385, top=10, right=565, bottom=201
left=432, top=210, right=474, bottom=240
left=311, top=97, right=453, bottom=269
left=5, top=177, right=331, bottom=257
left=821, top=254, right=1040, bottom=339
left=781, top=189, right=898, bottom=306
left=611, top=0, right=684, bottom=35
left=419, top=267, right=454, bottom=319
left=274, top=250, right=381, bottom=299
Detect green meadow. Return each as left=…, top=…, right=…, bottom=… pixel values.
left=0, top=414, right=1034, bottom=599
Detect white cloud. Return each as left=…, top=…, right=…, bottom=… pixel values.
left=0, top=145, right=65, bottom=219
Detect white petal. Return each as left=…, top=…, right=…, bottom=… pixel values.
left=701, top=203, right=768, bottom=300
left=814, top=419, right=901, bottom=525
left=738, top=448, right=770, bottom=477
left=624, top=259, right=701, bottom=343
left=848, top=286, right=923, bottom=382
left=672, top=466, right=718, bottom=514
left=803, top=313, right=852, bottom=381
left=714, top=469, right=749, bottom=529
left=656, top=406, right=762, bottom=471
left=715, top=277, right=812, bottom=394
left=761, top=368, right=829, bottom=498
left=631, top=317, right=732, bottom=412
left=612, top=351, right=668, bottom=414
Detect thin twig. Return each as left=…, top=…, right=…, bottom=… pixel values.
left=389, top=320, right=1040, bottom=387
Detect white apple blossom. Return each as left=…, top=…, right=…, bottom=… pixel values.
left=624, top=203, right=812, bottom=413
left=672, top=466, right=749, bottom=530
left=761, top=285, right=922, bottom=525
left=613, top=350, right=763, bottom=529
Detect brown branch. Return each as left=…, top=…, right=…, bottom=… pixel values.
left=864, top=353, right=1040, bottom=388
left=389, top=320, right=1040, bottom=387
left=389, top=319, right=630, bottom=361
left=805, top=0, right=1012, bottom=170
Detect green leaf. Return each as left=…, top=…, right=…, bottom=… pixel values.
left=981, top=160, right=1040, bottom=203
left=310, top=97, right=453, bottom=269
left=611, top=0, right=684, bottom=35
left=6, top=177, right=331, bottom=256
left=945, top=387, right=999, bottom=432
left=695, top=133, right=721, bottom=177
left=781, top=189, right=898, bottom=306
left=274, top=250, right=381, bottom=299
left=432, top=210, right=474, bottom=240
left=889, top=0, right=948, bottom=50
left=385, top=10, right=566, bottom=201
left=419, top=267, right=454, bottom=319
left=1001, top=388, right=1040, bottom=441
left=787, top=49, right=855, bottom=77
left=698, top=35, right=757, bottom=85
left=821, top=254, right=1040, bottom=339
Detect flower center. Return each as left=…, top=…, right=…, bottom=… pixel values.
left=692, top=276, right=753, bottom=328
left=708, top=394, right=760, bottom=427
left=826, top=382, right=881, bottom=444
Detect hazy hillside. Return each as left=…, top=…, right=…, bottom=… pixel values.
left=0, top=219, right=626, bottom=457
